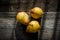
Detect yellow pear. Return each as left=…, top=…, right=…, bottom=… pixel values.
left=26, top=21, right=41, bottom=33
left=30, top=7, right=43, bottom=19
left=16, top=12, right=30, bottom=25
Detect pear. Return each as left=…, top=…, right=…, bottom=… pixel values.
left=30, top=7, right=43, bottom=19
left=26, top=21, right=41, bottom=33
left=16, top=12, right=30, bottom=25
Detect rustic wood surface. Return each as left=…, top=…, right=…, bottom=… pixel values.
left=0, top=0, right=60, bottom=40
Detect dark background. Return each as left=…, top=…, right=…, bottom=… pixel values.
left=0, top=0, right=60, bottom=40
